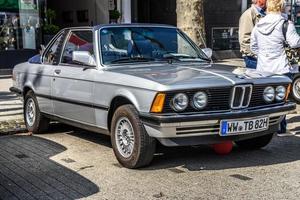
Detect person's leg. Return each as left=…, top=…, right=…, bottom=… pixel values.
left=243, top=56, right=257, bottom=69
left=278, top=73, right=294, bottom=135
left=279, top=116, right=287, bottom=134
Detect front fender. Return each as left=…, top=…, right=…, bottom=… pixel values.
left=113, top=89, right=141, bottom=111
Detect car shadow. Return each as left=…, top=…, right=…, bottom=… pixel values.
left=0, top=134, right=99, bottom=200
left=45, top=123, right=112, bottom=148
left=42, top=123, right=300, bottom=172
left=145, top=135, right=300, bottom=171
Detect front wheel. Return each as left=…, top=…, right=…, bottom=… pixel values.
left=235, top=133, right=274, bottom=150
left=292, top=76, right=300, bottom=103
left=111, top=104, right=156, bottom=169
left=24, top=91, right=49, bottom=134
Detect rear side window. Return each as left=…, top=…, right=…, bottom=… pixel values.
left=43, top=32, right=66, bottom=65
left=61, top=31, right=94, bottom=64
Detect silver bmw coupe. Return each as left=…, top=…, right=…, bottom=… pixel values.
left=10, top=24, right=296, bottom=168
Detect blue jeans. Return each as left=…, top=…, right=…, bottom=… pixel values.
left=279, top=73, right=294, bottom=133
left=243, top=56, right=257, bottom=69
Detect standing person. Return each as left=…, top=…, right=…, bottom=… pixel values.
left=251, top=0, right=300, bottom=135
left=239, top=0, right=267, bottom=69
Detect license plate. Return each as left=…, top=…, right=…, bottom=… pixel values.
left=220, top=117, right=269, bottom=136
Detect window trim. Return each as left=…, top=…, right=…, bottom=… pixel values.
left=97, top=26, right=209, bottom=67
left=58, top=28, right=94, bottom=66
left=42, top=29, right=69, bottom=65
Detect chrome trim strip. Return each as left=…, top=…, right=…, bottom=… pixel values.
left=159, top=120, right=219, bottom=127
left=35, top=93, right=109, bottom=111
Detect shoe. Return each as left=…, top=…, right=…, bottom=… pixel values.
left=277, top=131, right=296, bottom=137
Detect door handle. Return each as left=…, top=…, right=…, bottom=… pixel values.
left=54, top=69, right=61, bottom=75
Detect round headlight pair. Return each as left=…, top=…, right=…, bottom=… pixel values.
left=263, top=86, right=286, bottom=103
left=171, top=92, right=207, bottom=112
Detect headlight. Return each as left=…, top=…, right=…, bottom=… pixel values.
left=275, top=86, right=286, bottom=101
left=192, top=92, right=208, bottom=109
left=263, top=86, right=275, bottom=103
left=171, top=93, right=188, bottom=112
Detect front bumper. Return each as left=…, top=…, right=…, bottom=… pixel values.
left=140, top=102, right=296, bottom=146
left=9, top=87, right=22, bottom=96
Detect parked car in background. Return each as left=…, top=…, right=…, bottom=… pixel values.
left=10, top=24, right=296, bottom=168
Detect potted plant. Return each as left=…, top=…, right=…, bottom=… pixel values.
left=109, top=9, right=121, bottom=23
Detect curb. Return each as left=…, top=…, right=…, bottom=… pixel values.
left=0, top=75, right=12, bottom=79
left=0, top=119, right=27, bottom=136
left=0, top=69, right=12, bottom=76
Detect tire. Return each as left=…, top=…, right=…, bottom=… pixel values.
left=235, top=133, right=274, bottom=150
left=292, top=76, right=300, bottom=103
left=111, top=104, right=156, bottom=169
left=24, top=90, right=49, bottom=134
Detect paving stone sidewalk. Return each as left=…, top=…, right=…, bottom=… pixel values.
left=0, top=78, right=25, bottom=135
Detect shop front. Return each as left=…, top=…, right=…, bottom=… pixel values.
left=0, top=0, right=45, bottom=70
left=133, top=0, right=251, bottom=59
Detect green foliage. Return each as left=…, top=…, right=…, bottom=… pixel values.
left=109, top=9, right=121, bottom=20
left=43, top=24, right=60, bottom=35
left=43, top=9, right=59, bottom=34
left=46, top=9, right=57, bottom=22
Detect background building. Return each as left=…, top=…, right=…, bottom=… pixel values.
left=0, top=0, right=47, bottom=70
left=46, top=0, right=252, bottom=54
left=0, top=0, right=276, bottom=70
left=133, top=0, right=252, bottom=58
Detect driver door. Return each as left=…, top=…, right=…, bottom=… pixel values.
left=51, top=29, right=96, bottom=125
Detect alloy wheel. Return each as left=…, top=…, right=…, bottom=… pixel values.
left=25, top=98, right=36, bottom=127
left=293, top=78, right=300, bottom=100
left=115, top=117, right=135, bottom=158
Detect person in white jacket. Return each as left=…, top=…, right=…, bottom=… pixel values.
left=251, top=0, right=300, bottom=74
left=250, top=0, right=300, bottom=135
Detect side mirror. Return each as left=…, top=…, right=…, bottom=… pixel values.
left=72, top=51, right=97, bottom=67
left=202, top=48, right=213, bottom=59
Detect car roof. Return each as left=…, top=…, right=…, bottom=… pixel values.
left=60, top=24, right=177, bottom=32
left=94, top=23, right=176, bottom=30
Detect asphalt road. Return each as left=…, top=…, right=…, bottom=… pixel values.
left=1, top=124, right=300, bottom=200
left=1, top=76, right=300, bottom=199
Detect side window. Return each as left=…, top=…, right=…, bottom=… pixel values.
left=61, top=31, right=94, bottom=64
left=43, top=33, right=65, bottom=65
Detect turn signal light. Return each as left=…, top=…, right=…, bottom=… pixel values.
left=286, top=84, right=291, bottom=101
left=150, top=93, right=166, bottom=113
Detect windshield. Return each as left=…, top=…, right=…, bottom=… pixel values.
left=99, top=27, right=209, bottom=65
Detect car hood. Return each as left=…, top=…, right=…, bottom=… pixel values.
left=108, top=62, right=290, bottom=90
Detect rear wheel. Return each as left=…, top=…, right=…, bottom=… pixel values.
left=111, top=104, right=156, bottom=169
left=235, top=133, right=274, bottom=150
left=24, top=91, right=49, bottom=134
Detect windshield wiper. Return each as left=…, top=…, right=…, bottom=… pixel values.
left=110, top=57, right=155, bottom=64
left=162, top=53, right=211, bottom=62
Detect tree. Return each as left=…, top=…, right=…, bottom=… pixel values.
left=177, top=0, right=206, bottom=47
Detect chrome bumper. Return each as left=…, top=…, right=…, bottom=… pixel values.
left=140, top=102, right=295, bottom=140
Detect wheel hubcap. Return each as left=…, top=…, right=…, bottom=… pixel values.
left=293, top=79, right=300, bottom=100
left=26, top=98, right=36, bottom=127
left=115, top=117, right=135, bottom=158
